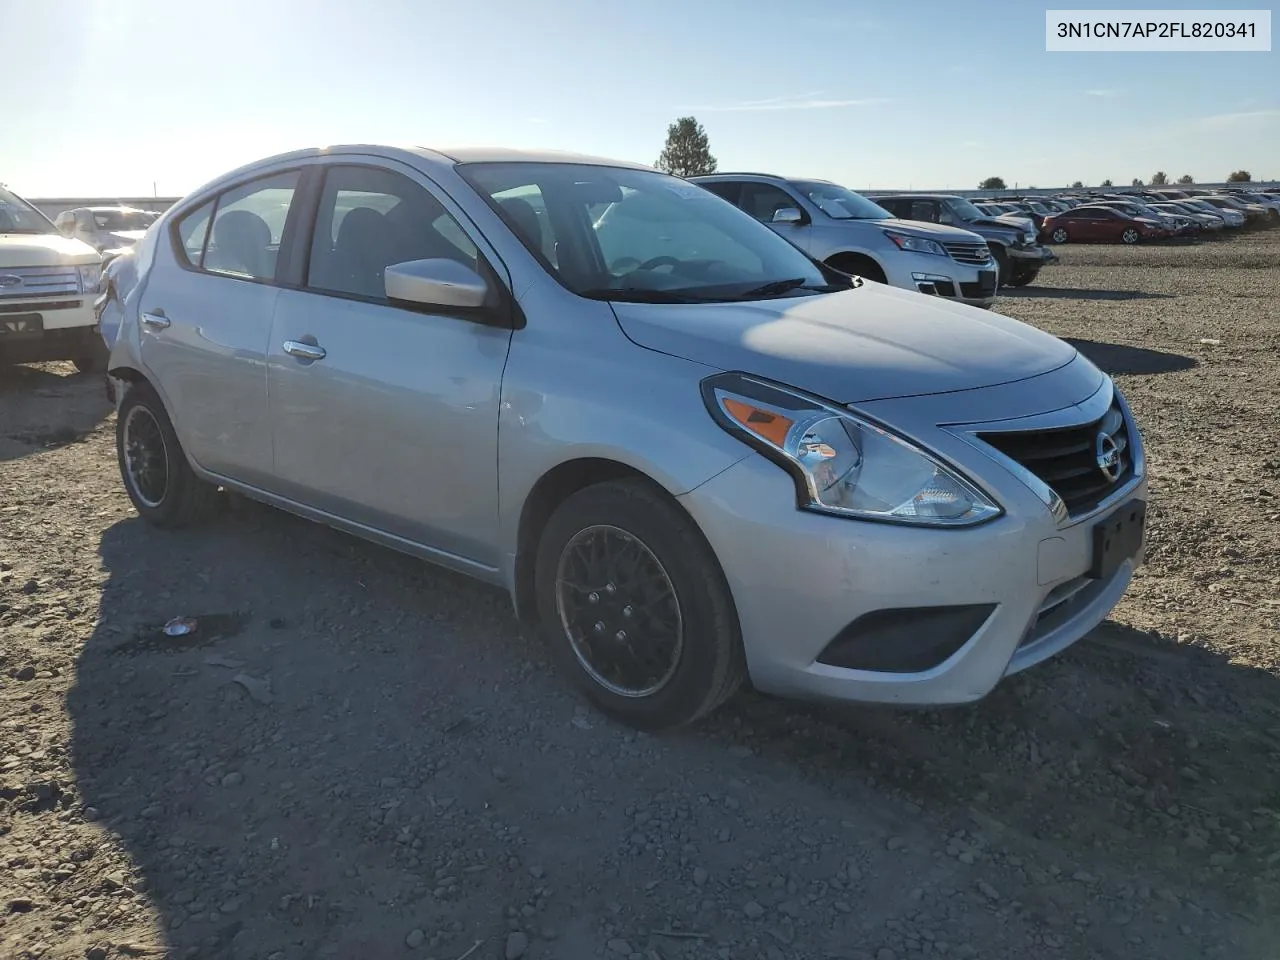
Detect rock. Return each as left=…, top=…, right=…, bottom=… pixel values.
left=607, top=939, right=633, bottom=955
left=744, top=901, right=765, bottom=919
left=405, top=928, right=425, bottom=949
left=221, top=772, right=244, bottom=788
left=693, top=867, right=708, bottom=887
left=492, top=766, right=510, bottom=782
left=528, top=865, right=545, bottom=879
left=87, top=948, right=108, bottom=960
left=219, top=897, right=243, bottom=914
left=886, top=836, right=906, bottom=851
left=21, top=579, right=38, bottom=594
left=977, top=881, right=1000, bottom=902
left=7, top=897, right=34, bottom=913
left=505, top=932, right=529, bottom=959
left=14, top=665, right=37, bottom=682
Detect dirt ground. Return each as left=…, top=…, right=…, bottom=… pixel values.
left=2, top=233, right=1279, bottom=960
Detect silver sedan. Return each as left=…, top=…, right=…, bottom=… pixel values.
left=105, top=145, right=1148, bottom=729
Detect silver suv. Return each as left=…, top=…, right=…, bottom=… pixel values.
left=693, top=174, right=997, bottom=308
left=106, top=145, right=1147, bottom=730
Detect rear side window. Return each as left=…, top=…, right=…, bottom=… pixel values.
left=307, top=165, right=479, bottom=301
left=738, top=182, right=800, bottom=223
left=699, top=181, right=741, bottom=205
left=175, top=200, right=215, bottom=266
left=203, top=172, right=300, bottom=280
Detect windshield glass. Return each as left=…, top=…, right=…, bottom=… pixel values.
left=92, top=209, right=152, bottom=231
left=458, top=162, right=835, bottom=302
left=0, top=186, right=57, bottom=235
left=948, top=197, right=989, bottom=221
left=790, top=181, right=892, bottom=220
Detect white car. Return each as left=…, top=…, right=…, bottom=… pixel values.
left=104, top=144, right=1148, bottom=729
left=1, top=185, right=105, bottom=370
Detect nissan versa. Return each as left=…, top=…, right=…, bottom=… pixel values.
left=105, top=145, right=1148, bottom=730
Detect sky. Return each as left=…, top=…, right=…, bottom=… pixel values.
left=2, top=0, right=1277, bottom=198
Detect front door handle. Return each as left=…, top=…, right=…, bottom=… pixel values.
left=283, top=340, right=327, bottom=361
left=140, top=310, right=171, bottom=330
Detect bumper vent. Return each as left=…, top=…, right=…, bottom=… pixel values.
left=979, top=401, right=1132, bottom=515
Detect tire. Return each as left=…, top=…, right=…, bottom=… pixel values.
left=1050, top=228, right=1069, bottom=244
left=1005, top=267, right=1039, bottom=288
left=825, top=254, right=886, bottom=284
left=1121, top=228, right=1140, bottom=245
left=534, top=478, right=746, bottom=730
left=116, top=382, right=220, bottom=528
left=73, top=340, right=109, bottom=374
left=990, top=246, right=1011, bottom=285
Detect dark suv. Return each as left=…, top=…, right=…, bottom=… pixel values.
left=868, top=193, right=1057, bottom=288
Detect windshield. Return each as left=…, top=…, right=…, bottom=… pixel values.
left=948, top=197, right=989, bottom=221
left=458, top=163, right=835, bottom=303
left=790, top=181, right=892, bottom=220
left=0, top=186, right=57, bottom=235
left=92, top=209, right=152, bottom=231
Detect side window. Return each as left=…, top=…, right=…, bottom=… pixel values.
left=203, top=171, right=300, bottom=281
left=699, top=181, right=741, bottom=205
left=935, top=202, right=960, bottom=226
left=175, top=199, right=216, bottom=266
left=738, top=182, right=801, bottom=223
left=492, top=183, right=559, bottom=267
left=307, top=165, right=479, bottom=301
left=909, top=200, right=939, bottom=223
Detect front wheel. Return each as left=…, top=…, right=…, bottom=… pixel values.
left=534, top=479, right=745, bottom=730
left=116, top=382, right=220, bottom=528
left=1121, top=228, right=1140, bottom=245
left=1050, top=228, right=1069, bottom=244
left=1005, top=266, right=1039, bottom=288
left=991, top=246, right=1011, bottom=285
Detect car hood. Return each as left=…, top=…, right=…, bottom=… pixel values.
left=871, top=217, right=986, bottom=241
left=611, top=283, right=1077, bottom=404
left=0, top=232, right=102, bottom=267
left=974, top=214, right=1032, bottom=234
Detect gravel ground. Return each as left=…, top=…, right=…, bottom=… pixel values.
left=2, top=232, right=1278, bottom=960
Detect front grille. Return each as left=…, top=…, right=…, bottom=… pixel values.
left=0, top=299, right=80, bottom=314
left=0, top=266, right=80, bottom=298
left=944, top=241, right=993, bottom=265
left=979, top=400, right=1132, bottom=515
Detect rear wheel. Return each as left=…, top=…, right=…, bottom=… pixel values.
left=116, top=382, right=220, bottom=528
left=1121, top=228, right=1140, bottom=245
left=534, top=479, right=745, bottom=730
left=825, top=253, right=886, bottom=284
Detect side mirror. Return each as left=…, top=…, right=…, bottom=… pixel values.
left=384, top=258, right=488, bottom=310
left=771, top=207, right=803, bottom=224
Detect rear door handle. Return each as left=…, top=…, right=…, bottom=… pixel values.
left=141, top=310, right=171, bottom=330
left=283, top=340, right=326, bottom=361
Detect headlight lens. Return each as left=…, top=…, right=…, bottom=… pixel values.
left=702, top=373, right=1002, bottom=527
left=77, top=262, right=103, bottom=294
left=883, top=230, right=946, bottom=257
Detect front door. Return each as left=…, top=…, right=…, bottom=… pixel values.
left=266, top=161, right=513, bottom=568
left=736, top=181, right=812, bottom=253
left=137, top=169, right=302, bottom=486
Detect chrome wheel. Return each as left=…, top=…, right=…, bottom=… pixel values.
left=1121, top=228, right=1140, bottom=244
left=1051, top=228, right=1069, bottom=244
left=122, top=405, right=169, bottom=508
left=555, top=524, right=683, bottom=698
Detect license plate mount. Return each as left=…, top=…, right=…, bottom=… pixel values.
left=0, top=314, right=43, bottom=338
left=1089, top=500, right=1146, bottom=580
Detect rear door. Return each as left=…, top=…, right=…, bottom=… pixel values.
left=735, top=181, right=812, bottom=253
left=137, top=169, right=303, bottom=486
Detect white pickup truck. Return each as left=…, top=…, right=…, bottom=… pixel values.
left=1, top=184, right=106, bottom=371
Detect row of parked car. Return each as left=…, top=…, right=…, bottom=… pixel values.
left=974, top=187, right=1280, bottom=245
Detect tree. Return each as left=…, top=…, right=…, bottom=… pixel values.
left=1070, top=180, right=1084, bottom=189
left=1150, top=171, right=1168, bottom=185
left=1131, top=178, right=1144, bottom=187
left=1100, top=179, right=1113, bottom=187
left=1177, top=174, right=1195, bottom=184
left=1227, top=170, right=1252, bottom=182
left=979, top=176, right=1006, bottom=190
left=655, top=117, right=717, bottom=178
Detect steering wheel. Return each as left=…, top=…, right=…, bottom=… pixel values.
left=637, top=256, right=680, bottom=271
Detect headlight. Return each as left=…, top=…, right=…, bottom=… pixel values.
left=77, top=262, right=103, bottom=294
left=701, top=373, right=1002, bottom=527
left=883, top=230, right=946, bottom=257
left=1019, top=232, right=1034, bottom=245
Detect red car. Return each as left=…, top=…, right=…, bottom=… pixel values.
left=1041, top=205, right=1171, bottom=244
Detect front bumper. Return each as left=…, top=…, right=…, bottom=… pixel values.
left=1009, top=243, right=1058, bottom=265
left=0, top=296, right=101, bottom=364
left=678, top=380, right=1146, bottom=707
left=881, top=251, right=997, bottom=307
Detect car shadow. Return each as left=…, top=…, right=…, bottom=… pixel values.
left=1063, top=338, right=1198, bottom=375
left=0, top=363, right=113, bottom=462
left=1000, top=287, right=1173, bottom=301
left=66, top=501, right=1279, bottom=957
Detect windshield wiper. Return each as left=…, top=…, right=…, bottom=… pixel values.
left=577, top=288, right=729, bottom=303
left=737, top=277, right=813, bottom=298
